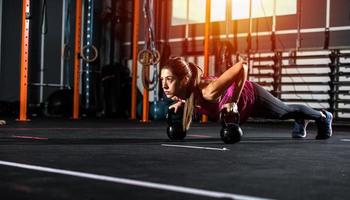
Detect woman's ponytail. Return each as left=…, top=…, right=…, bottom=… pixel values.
left=182, top=62, right=201, bottom=131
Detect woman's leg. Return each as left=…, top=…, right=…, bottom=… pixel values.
left=250, top=82, right=322, bottom=120
left=250, top=82, right=333, bottom=139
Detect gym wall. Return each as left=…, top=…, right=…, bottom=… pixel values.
left=0, top=0, right=22, bottom=102
left=0, top=0, right=75, bottom=104
left=120, top=0, right=350, bottom=58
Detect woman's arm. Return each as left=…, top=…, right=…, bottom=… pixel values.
left=231, top=61, right=248, bottom=103
left=202, top=59, right=248, bottom=102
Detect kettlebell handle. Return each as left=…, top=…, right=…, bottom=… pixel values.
left=220, top=109, right=240, bottom=127
left=166, top=108, right=175, bottom=125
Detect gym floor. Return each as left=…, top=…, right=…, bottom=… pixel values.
left=0, top=119, right=349, bottom=200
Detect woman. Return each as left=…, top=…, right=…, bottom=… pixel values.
left=160, top=57, right=333, bottom=139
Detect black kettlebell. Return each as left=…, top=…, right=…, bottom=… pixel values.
left=220, top=109, right=243, bottom=144
left=166, top=108, right=186, bottom=140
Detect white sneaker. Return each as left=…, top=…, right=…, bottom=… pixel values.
left=292, top=119, right=309, bottom=138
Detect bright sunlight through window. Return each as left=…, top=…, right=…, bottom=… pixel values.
left=172, top=0, right=297, bottom=25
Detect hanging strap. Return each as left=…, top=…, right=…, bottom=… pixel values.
left=64, top=0, right=71, bottom=88
left=138, top=0, right=160, bottom=92
left=41, top=0, right=48, bottom=35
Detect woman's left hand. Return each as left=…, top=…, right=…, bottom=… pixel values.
left=239, top=55, right=248, bottom=64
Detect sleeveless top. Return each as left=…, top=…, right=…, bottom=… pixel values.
left=197, top=80, right=256, bottom=124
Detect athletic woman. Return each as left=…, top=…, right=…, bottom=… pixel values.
left=160, top=57, right=333, bottom=139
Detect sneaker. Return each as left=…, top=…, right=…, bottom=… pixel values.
left=316, top=110, right=333, bottom=140
left=292, top=119, right=309, bottom=138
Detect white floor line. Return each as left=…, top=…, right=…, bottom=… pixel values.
left=162, top=144, right=229, bottom=151
left=0, top=160, right=271, bottom=200
left=340, top=139, right=350, bottom=142
left=0, top=126, right=210, bottom=131
left=187, top=134, right=213, bottom=138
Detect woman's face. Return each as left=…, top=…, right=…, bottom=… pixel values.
left=160, top=68, right=185, bottom=99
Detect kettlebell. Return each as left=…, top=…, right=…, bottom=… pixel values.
left=220, top=109, right=243, bottom=144
left=166, top=108, right=186, bottom=140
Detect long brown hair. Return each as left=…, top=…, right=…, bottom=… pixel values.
left=162, top=57, right=201, bottom=131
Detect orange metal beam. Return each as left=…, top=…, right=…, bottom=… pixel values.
left=204, top=0, right=211, bottom=76
left=131, top=0, right=140, bottom=120
left=141, top=75, right=149, bottom=123
left=202, top=0, right=211, bottom=123
left=18, top=0, right=30, bottom=121
left=73, top=0, right=82, bottom=119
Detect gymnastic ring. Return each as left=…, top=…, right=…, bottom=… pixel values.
left=151, top=50, right=161, bottom=65
left=62, top=44, right=71, bottom=60
left=138, top=49, right=160, bottom=66
left=81, top=44, right=98, bottom=63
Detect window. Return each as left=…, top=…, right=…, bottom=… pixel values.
left=172, top=0, right=226, bottom=25
left=232, top=0, right=250, bottom=20
left=275, top=0, right=297, bottom=15
left=171, top=0, right=297, bottom=25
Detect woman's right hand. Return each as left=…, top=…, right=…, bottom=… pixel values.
left=169, top=100, right=184, bottom=113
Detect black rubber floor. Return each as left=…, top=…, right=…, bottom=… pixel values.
left=0, top=119, right=349, bottom=200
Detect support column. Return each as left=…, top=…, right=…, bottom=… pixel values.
left=18, top=0, right=31, bottom=121
left=131, top=0, right=140, bottom=120
left=202, top=0, right=211, bottom=123
left=73, top=0, right=82, bottom=119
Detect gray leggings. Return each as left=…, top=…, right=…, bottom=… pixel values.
left=250, top=82, right=322, bottom=121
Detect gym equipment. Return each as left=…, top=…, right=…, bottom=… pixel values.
left=138, top=0, right=160, bottom=91
left=138, top=0, right=161, bottom=123
left=81, top=44, right=98, bottom=63
left=101, top=62, right=132, bottom=118
left=250, top=49, right=350, bottom=120
left=46, top=89, right=73, bottom=117
left=215, top=41, right=233, bottom=76
left=137, top=100, right=168, bottom=120
left=220, top=109, right=243, bottom=144
left=138, top=49, right=160, bottom=90
left=214, top=0, right=234, bottom=76
left=81, top=0, right=98, bottom=112
left=60, top=0, right=72, bottom=90
left=166, top=108, right=186, bottom=140
left=150, top=100, right=168, bottom=120
left=39, top=0, right=48, bottom=103
left=18, top=0, right=31, bottom=121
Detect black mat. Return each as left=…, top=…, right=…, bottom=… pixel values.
left=0, top=119, right=349, bottom=200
